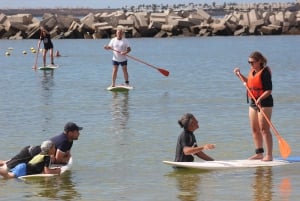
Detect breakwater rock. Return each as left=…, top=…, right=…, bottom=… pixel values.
left=1, top=5, right=300, bottom=39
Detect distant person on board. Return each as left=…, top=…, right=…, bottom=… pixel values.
left=55, top=50, right=61, bottom=57
left=104, top=26, right=131, bottom=87
left=234, top=51, right=273, bottom=161
left=0, top=140, right=61, bottom=179
left=175, top=113, right=215, bottom=162
left=0, top=122, right=83, bottom=170
left=38, top=26, right=54, bottom=67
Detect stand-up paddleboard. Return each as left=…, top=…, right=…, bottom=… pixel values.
left=18, top=157, right=73, bottom=180
left=107, top=85, right=133, bottom=92
left=163, top=159, right=291, bottom=170
left=275, top=156, right=300, bottom=162
left=38, top=64, right=59, bottom=70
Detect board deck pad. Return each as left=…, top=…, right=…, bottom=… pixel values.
left=38, top=64, right=59, bottom=70
left=107, top=84, right=133, bottom=92
left=18, top=157, right=72, bottom=180
left=275, top=156, right=300, bottom=162
left=163, top=159, right=290, bottom=170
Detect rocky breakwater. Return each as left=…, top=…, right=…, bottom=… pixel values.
left=0, top=6, right=300, bottom=39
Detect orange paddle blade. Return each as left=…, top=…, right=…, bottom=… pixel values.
left=278, top=137, right=291, bottom=159
left=158, top=68, right=169, bottom=77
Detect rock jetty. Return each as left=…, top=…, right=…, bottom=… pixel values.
left=0, top=3, right=300, bottom=39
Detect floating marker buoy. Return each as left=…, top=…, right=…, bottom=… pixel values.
left=5, top=51, right=10, bottom=56
left=23, top=50, right=27, bottom=54
left=31, top=49, right=36, bottom=53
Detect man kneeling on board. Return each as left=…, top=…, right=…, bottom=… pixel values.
left=175, top=113, right=216, bottom=162
left=0, top=140, right=61, bottom=179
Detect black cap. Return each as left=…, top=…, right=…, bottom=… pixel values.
left=64, top=122, right=83, bottom=132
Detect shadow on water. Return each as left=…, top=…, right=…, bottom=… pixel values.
left=252, top=167, right=273, bottom=201
left=251, top=167, right=292, bottom=201
left=21, top=171, right=81, bottom=200
left=165, top=166, right=293, bottom=201
left=37, top=70, right=55, bottom=131
left=165, top=168, right=211, bottom=201
left=110, top=91, right=129, bottom=130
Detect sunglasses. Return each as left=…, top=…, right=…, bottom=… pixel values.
left=248, top=60, right=256, bottom=65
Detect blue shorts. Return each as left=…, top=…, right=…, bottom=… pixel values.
left=112, top=60, right=127, bottom=67
left=11, top=163, right=27, bottom=177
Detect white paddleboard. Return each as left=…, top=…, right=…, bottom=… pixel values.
left=19, top=157, right=73, bottom=179
left=38, top=64, right=59, bottom=70
left=107, top=85, right=133, bottom=92
left=163, top=159, right=290, bottom=170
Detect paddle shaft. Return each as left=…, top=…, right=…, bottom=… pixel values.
left=33, top=42, right=41, bottom=69
left=111, top=48, right=169, bottom=76
left=236, top=72, right=283, bottom=138
left=236, top=72, right=292, bottom=158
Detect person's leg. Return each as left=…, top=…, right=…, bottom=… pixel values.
left=6, top=146, right=31, bottom=170
left=248, top=107, right=264, bottom=159
left=43, top=49, right=48, bottom=67
left=122, top=65, right=129, bottom=85
left=259, top=107, right=273, bottom=161
left=111, top=65, right=118, bottom=87
left=49, top=48, right=54, bottom=65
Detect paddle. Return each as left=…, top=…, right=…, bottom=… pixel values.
left=111, top=48, right=169, bottom=77
left=235, top=72, right=291, bottom=158
left=33, top=41, right=41, bottom=70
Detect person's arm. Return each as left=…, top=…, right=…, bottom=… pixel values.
left=233, top=68, right=248, bottom=82
left=54, top=149, right=71, bottom=164
left=183, top=144, right=215, bottom=161
left=257, top=90, right=272, bottom=104
left=195, top=151, right=214, bottom=161
left=104, top=45, right=112, bottom=50
left=43, top=156, right=61, bottom=175
left=43, top=166, right=61, bottom=174
left=257, top=69, right=272, bottom=104
left=124, top=47, right=131, bottom=54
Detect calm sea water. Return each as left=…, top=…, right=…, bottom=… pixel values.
left=0, top=36, right=299, bottom=201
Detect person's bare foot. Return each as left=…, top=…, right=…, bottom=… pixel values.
left=248, top=154, right=263, bottom=160
left=262, top=155, right=273, bottom=161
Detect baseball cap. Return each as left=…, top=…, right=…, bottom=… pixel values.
left=64, top=122, right=83, bottom=132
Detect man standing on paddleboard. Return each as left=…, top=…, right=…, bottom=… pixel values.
left=104, top=26, right=131, bottom=87
left=175, top=113, right=215, bottom=162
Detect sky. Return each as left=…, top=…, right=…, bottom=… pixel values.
left=0, top=0, right=296, bottom=9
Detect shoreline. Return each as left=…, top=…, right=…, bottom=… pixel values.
left=0, top=3, right=299, bottom=39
